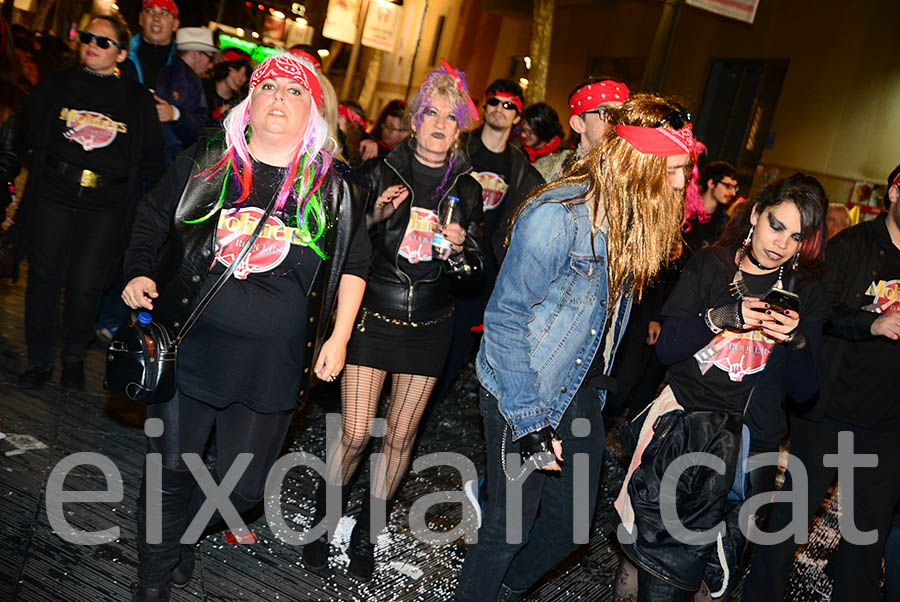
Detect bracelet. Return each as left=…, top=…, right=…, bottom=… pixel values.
left=704, top=308, right=724, bottom=334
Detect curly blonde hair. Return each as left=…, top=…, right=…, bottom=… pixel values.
left=408, top=63, right=477, bottom=132
left=509, top=92, right=688, bottom=304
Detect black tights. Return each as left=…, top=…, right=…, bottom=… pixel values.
left=326, top=365, right=436, bottom=506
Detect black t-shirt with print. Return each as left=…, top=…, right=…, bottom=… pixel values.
left=395, top=157, right=447, bottom=283
left=662, top=246, right=830, bottom=413
left=42, top=69, right=143, bottom=209
left=828, top=241, right=900, bottom=421
left=177, top=160, right=371, bottom=412
left=468, top=134, right=512, bottom=265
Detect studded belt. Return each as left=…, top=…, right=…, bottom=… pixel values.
left=356, top=307, right=453, bottom=332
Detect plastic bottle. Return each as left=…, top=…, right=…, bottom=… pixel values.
left=432, top=196, right=459, bottom=260
left=137, top=312, right=155, bottom=357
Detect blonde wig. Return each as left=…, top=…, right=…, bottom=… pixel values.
left=510, top=93, right=689, bottom=304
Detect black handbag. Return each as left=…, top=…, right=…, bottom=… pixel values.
left=104, top=195, right=277, bottom=403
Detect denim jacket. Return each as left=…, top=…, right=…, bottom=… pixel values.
left=476, top=184, right=633, bottom=439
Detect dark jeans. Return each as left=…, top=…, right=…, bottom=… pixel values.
left=137, top=391, right=293, bottom=583
left=25, top=201, right=124, bottom=368
left=455, top=385, right=606, bottom=601
left=743, top=416, right=900, bottom=602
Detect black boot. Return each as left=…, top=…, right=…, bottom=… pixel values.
left=171, top=545, right=195, bottom=588
left=135, top=467, right=195, bottom=600
left=348, top=495, right=391, bottom=581
left=18, top=365, right=52, bottom=389
left=60, top=360, right=85, bottom=391
left=302, top=479, right=348, bottom=570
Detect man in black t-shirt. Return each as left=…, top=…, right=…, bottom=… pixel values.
left=745, top=163, right=900, bottom=602
left=433, top=79, right=543, bottom=404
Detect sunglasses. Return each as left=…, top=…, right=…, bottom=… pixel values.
left=485, top=97, right=518, bottom=111
left=654, top=107, right=692, bottom=130
left=78, top=31, right=123, bottom=50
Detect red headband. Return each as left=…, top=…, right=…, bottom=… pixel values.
left=892, top=172, right=900, bottom=189
left=614, top=123, right=696, bottom=157
left=486, top=91, right=523, bottom=114
left=249, top=55, right=324, bottom=110
left=339, top=103, right=367, bottom=128
left=288, top=48, right=322, bottom=72
left=440, top=58, right=479, bottom=123
left=218, top=49, right=249, bottom=64
left=569, top=80, right=629, bottom=116
left=142, top=0, right=179, bottom=18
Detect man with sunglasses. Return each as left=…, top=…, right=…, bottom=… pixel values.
left=121, top=0, right=209, bottom=167
left=683, top=160, right=739, bottom=254
left=175, top=27, right=218, bottom=79
left=432, top=79, right=543, bottom=405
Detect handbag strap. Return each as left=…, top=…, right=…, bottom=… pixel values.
left=172, top=194, right=278, bottom=347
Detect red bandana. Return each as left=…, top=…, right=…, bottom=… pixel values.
left=486, top=91, right=523, bottom=114
left=523, top=136, right=563, bottom=163
left=142, top=0, right=179, bottom=18
left=249, top=55, right=324, bottom=110
left=338, top=103, right=367, bottom=128
left=218, top=49, right=248, bottom=64
left=440, top=58, right=479, bottom=123
left=569, top=80, right=629, bottom=116
left=288, top=48, right=322, bottom=72
left=892, top=172, right=900, bottom=189
left=614, top=123, right=696, bottom=157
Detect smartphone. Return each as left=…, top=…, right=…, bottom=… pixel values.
left=762, top=287, right=800, bottom=314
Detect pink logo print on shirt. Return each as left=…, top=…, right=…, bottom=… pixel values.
left=59, top=108, right=126, bottom=151
left=398, top=207, right=439, bottom=264
left=694, top=329, right=775, bottom=382
left=863, top=279, right=900, bottom=314
left=472, top=171, right=509, bottom=212
left=214, top=207, right=306, bottom=279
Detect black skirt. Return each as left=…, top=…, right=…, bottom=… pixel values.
left=346, top=306, right=453, bottom=376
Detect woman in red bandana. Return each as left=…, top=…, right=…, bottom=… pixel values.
left=121, top=52, right=371, bottom=601
left=301, top=60, right=484, bottom=581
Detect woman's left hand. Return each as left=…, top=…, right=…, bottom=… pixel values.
left=314, top=336, right=347, bottom=383
left=441, top=223, right=466, bottom=256
left=759, top=308, right=801, bottom=342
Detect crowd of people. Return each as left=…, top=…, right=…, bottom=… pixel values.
left=2, top=1, right=899, bottom=601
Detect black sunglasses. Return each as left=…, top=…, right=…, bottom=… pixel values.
left=654, top=106, right=692, bottom=130
left=78, top=31, right=123, bottom=50
left=485, top=97, right=518, bottom=111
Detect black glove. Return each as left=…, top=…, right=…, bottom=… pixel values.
left=705, top=302, right=744, bottom=332
left=518, top=425, right=562, bottom=467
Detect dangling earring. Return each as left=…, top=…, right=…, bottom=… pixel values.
left=743, top=224, right=755, bottom=249
left=791, top=251, right=800, bottom=271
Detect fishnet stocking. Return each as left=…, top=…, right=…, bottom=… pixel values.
left=329, top=365, right=436, bottom=502
left=614, top=555, right=638, bottom=602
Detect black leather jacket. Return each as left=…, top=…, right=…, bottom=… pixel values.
left=0, top=107, right=26, bottom=210
left=357, top=141, right=483, bottom=320
left=124, top=137, right=366, bottom=403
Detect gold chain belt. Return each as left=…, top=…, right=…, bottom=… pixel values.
left=356, top=307, right=453, bottom=332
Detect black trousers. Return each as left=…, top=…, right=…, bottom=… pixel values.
left=743, top=415, right=900, bottom=602
left=137, top=391, right=293, bottom=584
left=24, top=200, right=125, bottom=368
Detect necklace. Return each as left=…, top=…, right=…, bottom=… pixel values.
left=83, top=67, right=118, bottom=78
left=745, top=248, right=768, bottom=270
left=730, top=246, right=784, bottom=300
